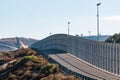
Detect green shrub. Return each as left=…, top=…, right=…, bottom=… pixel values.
left=14, top=55, right=38, bottom=70
left=40, top=63, right=58, bottom=74
left=23, top=55, right=38, bottom=61
left=105, top=33, right=120, bottom=43
left=0, top=52, right=3, bottom=56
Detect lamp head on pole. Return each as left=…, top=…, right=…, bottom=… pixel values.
left=97, top=3, right=101, bottom=6
left=68, top=22, right=70, bottom=24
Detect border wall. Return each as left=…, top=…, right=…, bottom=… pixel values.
left=30, top=34, right=120, bottom=75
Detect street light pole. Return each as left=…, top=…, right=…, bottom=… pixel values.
left=67, top=22, right=70, bottom=53
left=68, top=22, right=70, bottom=35
left=97, top=3, right=101, bottom=41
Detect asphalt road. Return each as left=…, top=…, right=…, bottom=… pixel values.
left=49, top=53, right=120, bottom=80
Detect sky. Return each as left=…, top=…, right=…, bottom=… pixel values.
left=0, top=0, right=120, bottom=40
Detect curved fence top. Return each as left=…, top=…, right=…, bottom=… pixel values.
left=30, top=34, right=120, bottom=50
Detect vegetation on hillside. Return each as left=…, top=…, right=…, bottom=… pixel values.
left=0, top=48, right=80, bottom=80
left=105, top=33, right=120, bottom=43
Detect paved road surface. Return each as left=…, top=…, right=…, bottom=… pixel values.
left=49, top=53, right=120, bottom=80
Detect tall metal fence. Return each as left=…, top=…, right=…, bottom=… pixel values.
left=30, top=34, right=120, bottom=75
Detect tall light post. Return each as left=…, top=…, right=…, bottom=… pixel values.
left=68, top=22, right=70, bottom=35
left=97, top=3, right=101, bottom=41
left=67, top=22, right=70, bottom=53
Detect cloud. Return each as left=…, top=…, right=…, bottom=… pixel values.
left=101, top=16, right=120, bottom=21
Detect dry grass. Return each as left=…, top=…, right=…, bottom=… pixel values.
left=0, top=48, right=81, bottom=80
left=40, top=73, right=80, bottom=80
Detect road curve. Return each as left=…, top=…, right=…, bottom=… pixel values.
left=49, top=53, right=120, bottom=80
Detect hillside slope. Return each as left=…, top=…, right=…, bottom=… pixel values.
left=0, top=48, right=80, bottom=80
left=0, top=37, right=38, bottom=52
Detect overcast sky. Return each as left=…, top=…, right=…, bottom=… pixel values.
left=0, top=0, right=120, bottom=39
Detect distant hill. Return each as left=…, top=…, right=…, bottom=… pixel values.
left=0, top=37, right=39, bottom=52
left=83, top=35, right=110, bottom=41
